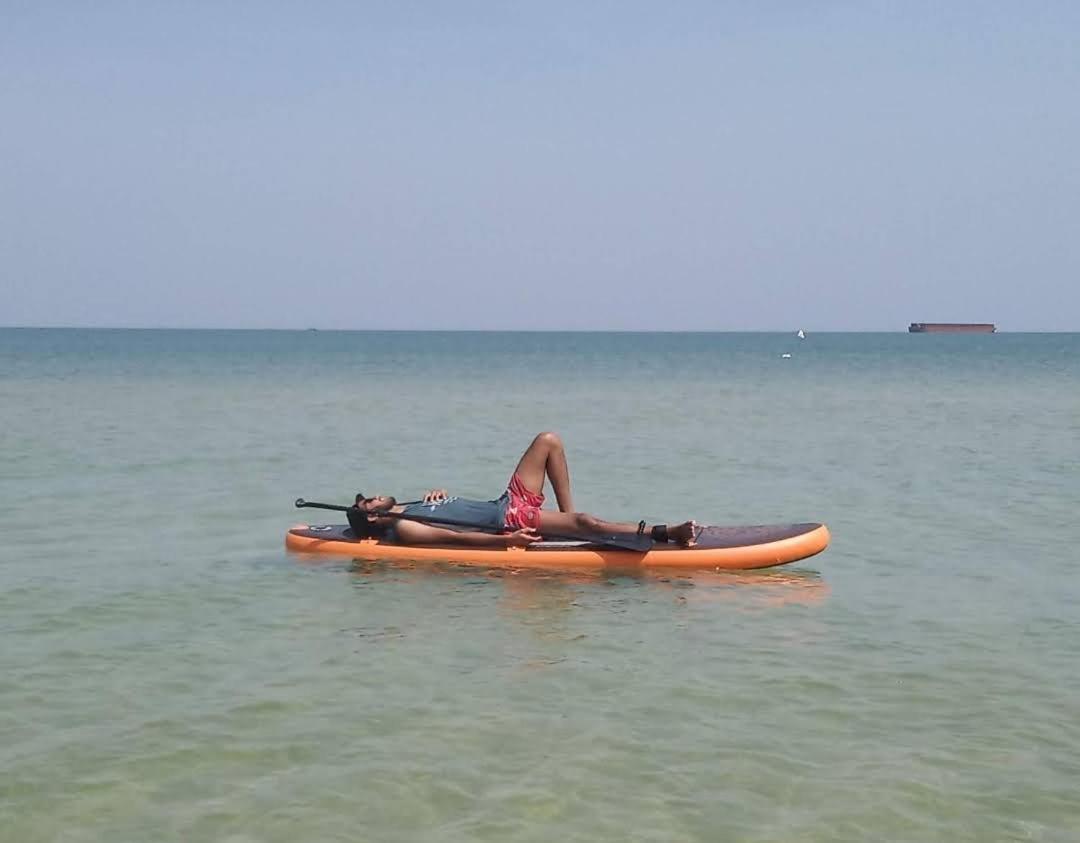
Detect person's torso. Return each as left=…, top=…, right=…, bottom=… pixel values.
left=400, top=496, right=507, bottom=532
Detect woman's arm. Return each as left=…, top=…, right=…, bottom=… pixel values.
left=394, top=520, right=538, bottom=547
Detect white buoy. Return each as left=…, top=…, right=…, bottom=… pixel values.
left=781, top=353, right=792, bottom=359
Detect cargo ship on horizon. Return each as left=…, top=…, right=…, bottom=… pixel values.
left=908, top=322, right=996, bottom=333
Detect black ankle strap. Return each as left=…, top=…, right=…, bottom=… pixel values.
left=651, top=524, right=669, bottom=543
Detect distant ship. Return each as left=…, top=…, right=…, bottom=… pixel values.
left=908, top=323, right=996, bottom=333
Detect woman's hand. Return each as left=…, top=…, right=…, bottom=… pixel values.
left=504, top=528, right=541, bottom=547
left=422, top=489, right=449, bottom=504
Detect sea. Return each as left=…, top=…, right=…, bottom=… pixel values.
left=1, top=328, right=1077, bottom=842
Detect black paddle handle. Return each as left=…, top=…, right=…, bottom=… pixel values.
left=296, top=497, right=422, bottom=511
left=296, top=498, right=534, bottom=534
left=296, top=498, right=349, bottom=512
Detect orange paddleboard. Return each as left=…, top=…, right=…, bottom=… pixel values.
left=285, top=522, right=829, bottom=571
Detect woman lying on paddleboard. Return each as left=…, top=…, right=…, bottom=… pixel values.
left=350, top=432, right=699, bottom=548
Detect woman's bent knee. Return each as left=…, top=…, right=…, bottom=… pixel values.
left=536, top=431, right=562, bottom=449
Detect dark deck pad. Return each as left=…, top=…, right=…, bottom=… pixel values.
left=682, top=523, right=822, bottom=550
left=291, top=523, right=822, bottom=552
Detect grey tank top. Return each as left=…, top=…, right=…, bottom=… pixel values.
left=386, top=495, right=509, bottom=541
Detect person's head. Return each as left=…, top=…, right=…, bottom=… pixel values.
left=354, top=492, right=396, bottom=513
left=347, top=492, right=396, bottom=539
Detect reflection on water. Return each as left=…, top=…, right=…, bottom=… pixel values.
left=342, top=556, right=830, bottom=612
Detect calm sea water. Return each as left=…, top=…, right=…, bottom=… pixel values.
left=2, top=329, right=1078, bottom=842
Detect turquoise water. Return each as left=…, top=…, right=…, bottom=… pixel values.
left=2, top=328, right=1078, bottom=841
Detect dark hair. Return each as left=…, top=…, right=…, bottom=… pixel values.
left=347, top=504, right=388, bottom=540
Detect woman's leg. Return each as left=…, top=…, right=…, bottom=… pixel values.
left=510, top=431, right=574, bottom=512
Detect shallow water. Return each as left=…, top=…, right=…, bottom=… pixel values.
left=2, top=329, right=1078, bottom=841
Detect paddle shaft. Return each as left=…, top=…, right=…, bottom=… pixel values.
left=294, top=499, right=652, bottom=551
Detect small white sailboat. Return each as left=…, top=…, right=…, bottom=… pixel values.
left=797, top=329, right=805, bottom=340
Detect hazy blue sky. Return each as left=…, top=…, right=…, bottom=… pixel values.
left=3, top=2, right=1078, bottom=330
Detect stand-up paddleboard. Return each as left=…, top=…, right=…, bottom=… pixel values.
left=285, top=522, right=829, bottom=571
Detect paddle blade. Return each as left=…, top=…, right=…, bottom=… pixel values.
left=583, top=532, right=654, bottom=552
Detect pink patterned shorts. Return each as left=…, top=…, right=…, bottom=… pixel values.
left=502, top=473, right=545, bottom=530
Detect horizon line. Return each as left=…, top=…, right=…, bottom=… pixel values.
left=4, top=325, right=1061, bottom=334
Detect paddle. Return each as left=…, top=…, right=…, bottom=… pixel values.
left=294, top=498, right=654, bottom=552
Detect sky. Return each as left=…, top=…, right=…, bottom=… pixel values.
left=2, top=2, right=1078, bottom=330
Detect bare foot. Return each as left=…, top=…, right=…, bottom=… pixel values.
left=669, top=521, right=698, bottom=546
